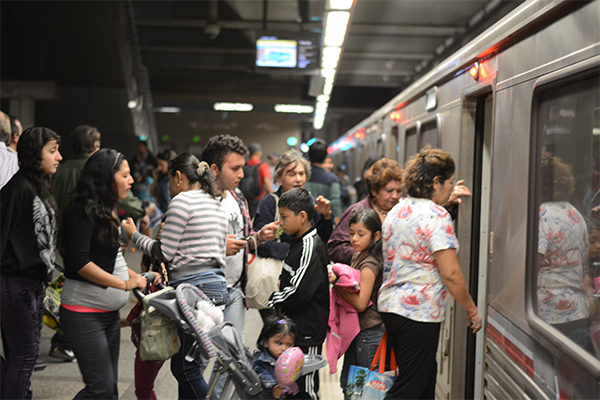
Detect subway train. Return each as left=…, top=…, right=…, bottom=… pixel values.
left=327, top=1, right=600, bottom=399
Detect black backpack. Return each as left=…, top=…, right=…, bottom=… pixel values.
left=239, top=162, right=263, bottom=200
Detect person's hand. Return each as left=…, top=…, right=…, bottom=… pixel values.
left=122, top=217, right=138, bottom=239
left=258, top=221, right=280, bottom=242
left=152, top=168, right=160, bottom=180
left=447, top=180, right=472, bottom=205
left=226, top=234, right=247, bottom=256
left=315, top=195, right=331, bottom=219
left=272, top=385, right=284, bottom=399
left=467, top=310, right=482, bottom=333
left=127, top=274, right=148, bottom=291
left=140, top=215, right=152, bottom=236
left=328, top=268, right=338, bottom=284
left=120, top=318, right=131, bottom=328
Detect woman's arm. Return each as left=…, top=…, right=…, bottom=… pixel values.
left=78, top=262, right=147, bottom=290
left=334, top=267, right=376, bottom=312
left=435, top=248, right=482, bottom=333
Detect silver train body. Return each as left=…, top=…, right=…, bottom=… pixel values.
left=328, top=1, right=600, bottom=398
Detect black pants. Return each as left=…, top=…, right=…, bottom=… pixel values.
left=60, top=307, right=121, bottom=399
left=380, top=313, right=441, bottom=400
left=288, top=345, right=321, bottom=400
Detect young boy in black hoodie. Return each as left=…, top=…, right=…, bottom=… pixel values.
left=268, top=188, right=330, bottom=400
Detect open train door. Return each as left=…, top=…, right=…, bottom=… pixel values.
left=441, top=91, right=493, bottom=400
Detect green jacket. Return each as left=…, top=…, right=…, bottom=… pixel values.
left=52, top=153, right=145, bottom=221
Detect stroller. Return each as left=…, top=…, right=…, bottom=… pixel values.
left=134, top=272, right=326, bottom=400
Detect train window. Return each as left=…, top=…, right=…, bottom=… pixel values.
left=530, top=72, right=600, bottom=365
left=405, top=126, right=418, bottom=162
left=420, top=120, right=439, bottom=148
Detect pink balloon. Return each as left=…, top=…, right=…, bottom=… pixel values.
left=274, top=347, right=304, bottom=386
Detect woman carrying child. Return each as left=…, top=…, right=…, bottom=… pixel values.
left=253, top=316, right=298, bottom=399
left=328, top=209, right=385, bottom=394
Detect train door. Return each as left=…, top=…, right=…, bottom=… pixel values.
left=442, top=91, right=493, bottom=400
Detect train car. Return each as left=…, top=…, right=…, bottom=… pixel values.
left=327, top=1, right=600, bottom=398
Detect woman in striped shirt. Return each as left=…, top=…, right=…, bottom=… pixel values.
left=123, top=152, right=227, bottom=399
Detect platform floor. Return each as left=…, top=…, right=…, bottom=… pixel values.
left=29, top=248, right=344, bottom=399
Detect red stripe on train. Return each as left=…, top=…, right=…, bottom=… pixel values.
left=487, top=323, right=535, bottom=378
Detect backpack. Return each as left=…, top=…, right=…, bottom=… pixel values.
left=239, top=162, right=263, bottom=200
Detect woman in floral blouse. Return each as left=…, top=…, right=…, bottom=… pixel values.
left=378, top=146, right=482, bottom=399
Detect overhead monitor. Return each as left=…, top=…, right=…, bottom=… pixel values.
left=255, top=31, right=319, bottom=74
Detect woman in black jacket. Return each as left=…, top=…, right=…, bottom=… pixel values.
left=1, top=127, right=62, bottom=399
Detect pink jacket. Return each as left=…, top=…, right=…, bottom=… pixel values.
left=325, top=263, right=371, bottom=373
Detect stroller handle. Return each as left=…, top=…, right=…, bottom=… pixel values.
left=132, top=272, right=159, bottom=300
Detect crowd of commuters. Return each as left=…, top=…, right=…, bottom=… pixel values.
left=0, top=116, right=498, bottom=400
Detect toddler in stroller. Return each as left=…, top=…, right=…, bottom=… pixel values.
left=135, top=272, right=326, bottom=400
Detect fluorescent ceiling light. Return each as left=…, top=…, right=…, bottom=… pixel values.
left=274, top=104, right=315, bottom=114
left=321, top=68, right=336, bottom=79
left=313, top=110, right=326, bottom=130
left=213, top=102, right=253, bottom=112
left=317, top=95, right=330, bottom=102
left=322, top=47, right=341, bottom=69
left=324, top=11, right=350, bottom=47
left=323, top=77, right=334, bottom=96
left=155, top=107, right=181, bottom=113
left=328, top=0, right=354, bottom=10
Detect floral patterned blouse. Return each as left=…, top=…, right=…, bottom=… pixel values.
left=378, top=197, right=458, bottom=322
left=537, top=202, right=589, bottom=324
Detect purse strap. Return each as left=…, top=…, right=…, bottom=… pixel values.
left=369, top=331, right=397, bottom=375
left=252, top=193, right=279, bottom=258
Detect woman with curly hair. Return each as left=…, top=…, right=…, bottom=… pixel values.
left=328, top=158, right=403, bottom=265
left=378, top=146, right=481, bottom=399
left=60, top=148, right=147, bottom=399
left=1, top=127, right=62, bottom=399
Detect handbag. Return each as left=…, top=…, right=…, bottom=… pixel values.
left=139, top=287, right=181, bottom=361
left=246, top=194, right=283, bottom=310
left=346, top=331, right=397, bottom=400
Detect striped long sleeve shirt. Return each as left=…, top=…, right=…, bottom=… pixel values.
left=132, top=189, right=227, bottom=271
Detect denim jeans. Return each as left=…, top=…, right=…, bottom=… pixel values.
left=340, top=324, right=385, bottom=392
left=60, top=307, right=121, bottom=399
left=170, top=270, right=228, bottom=399
left=0, top=274, right=45, bottom=400
left=210, top=284, right=246, bottom=399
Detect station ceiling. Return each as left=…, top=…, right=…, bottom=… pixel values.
left=133, top=0, right=523, bottom=137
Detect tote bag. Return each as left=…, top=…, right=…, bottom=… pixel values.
left=346, top=331, right=397, bottom=400
left=139, top=287, right=181, bottom=361
left=246, top=194, right=283, bottom=309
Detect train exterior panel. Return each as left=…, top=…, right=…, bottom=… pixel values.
left=328, top=1, right=600, bottom=399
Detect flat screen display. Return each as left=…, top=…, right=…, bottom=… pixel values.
left=255, top=32, right=319, bottom=73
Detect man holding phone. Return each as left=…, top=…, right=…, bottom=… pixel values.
left=202, top=135, right=279, bottom=397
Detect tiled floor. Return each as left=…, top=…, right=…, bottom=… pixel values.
left=29, top=248, right=345, bottom=399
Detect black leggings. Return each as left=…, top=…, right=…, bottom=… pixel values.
left=380, top=313, right=441, bottom=400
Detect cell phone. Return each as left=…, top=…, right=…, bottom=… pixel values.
left=237, top=235, right=252, bottom=241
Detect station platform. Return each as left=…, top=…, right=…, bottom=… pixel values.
left=29, top=248, right=344, bottom=399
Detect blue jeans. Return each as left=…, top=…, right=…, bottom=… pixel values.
left=0, top=274, right=45, bottom=400
left=340, top=324, right=386, bottom=392
left=170, top=270, right=228, bottom=399
left=60, top=307, right=121, bottom=399
left=210, top=284, right=246, bottom=399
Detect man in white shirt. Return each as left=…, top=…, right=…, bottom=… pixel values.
left=202, top=135, right=278, bottom=397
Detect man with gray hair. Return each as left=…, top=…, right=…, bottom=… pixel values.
left=0, top=111, right=19, bottom=188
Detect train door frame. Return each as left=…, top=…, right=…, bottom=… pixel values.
left=404, top=122, right=420, bottom=165
left=418, top=113, right=443, bottom=149
left=451, top=84, right=495, bottom=400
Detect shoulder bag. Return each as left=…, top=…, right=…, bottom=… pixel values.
left=246, top=194, right=284, bottom=310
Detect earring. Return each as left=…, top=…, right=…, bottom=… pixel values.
left=177, top=181, right=181, bottom=187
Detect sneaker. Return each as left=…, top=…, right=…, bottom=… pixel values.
left=49, top=346, right=76, bottom=362
left=33, top=362, right=47, bottom=371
